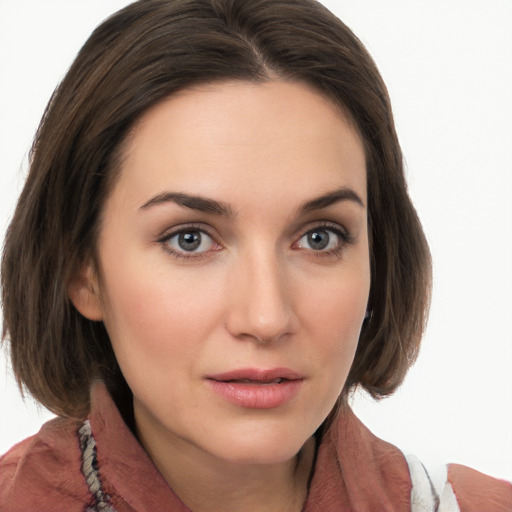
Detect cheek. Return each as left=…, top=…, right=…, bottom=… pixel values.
left=298, top=264, right=370, bottom=373
left=303, top=262, right=369, bottom=330
left=98, top=256, right=224, bottom=376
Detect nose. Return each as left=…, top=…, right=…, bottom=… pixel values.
left=225, top=249, right=296, bottom=344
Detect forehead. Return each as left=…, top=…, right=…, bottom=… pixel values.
left=114, top=80, right=367, bottom=211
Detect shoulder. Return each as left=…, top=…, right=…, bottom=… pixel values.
left=447, top=463, right=512, bottom=512
left=406, top=454, right=512, bottom=512
left=0, top=416, right=93, bottom=512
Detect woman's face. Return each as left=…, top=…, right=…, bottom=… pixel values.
left=76, top=80, right=370, bottom=466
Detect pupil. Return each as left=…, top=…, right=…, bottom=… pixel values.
left=178, top=231, right=201, bottom=251
left=308, top=230, right=329, bottom=250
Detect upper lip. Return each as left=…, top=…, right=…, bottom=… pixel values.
left=206, top=368, right=304, bottom=383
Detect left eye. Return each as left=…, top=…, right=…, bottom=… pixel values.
left=165, top=230, right=216, bottom=254
left=296, top=228, right=342, bottom=252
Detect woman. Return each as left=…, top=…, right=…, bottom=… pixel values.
left=1, top=1, right=510, bottom=511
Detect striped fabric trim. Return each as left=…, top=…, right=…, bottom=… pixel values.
left=78, top=420, right=117, bottom=512
left=406, top=454, right=460, bottom=512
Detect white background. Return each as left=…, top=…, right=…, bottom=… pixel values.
left=1, top=0, right=511, bottom=480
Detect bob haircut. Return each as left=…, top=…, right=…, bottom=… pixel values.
left=1, top=0, right=431, bottom=419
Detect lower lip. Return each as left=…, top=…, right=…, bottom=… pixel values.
left=206, top=379, right=303, bottom=409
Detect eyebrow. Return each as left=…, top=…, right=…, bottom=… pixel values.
left=298, top=187, right=365, bottom=213
left=139, top=192, right=235, bottom=216
left=139, top=186, right=364, bottom=217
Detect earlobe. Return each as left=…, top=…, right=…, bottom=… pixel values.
left=68, top=261, right=104, bottom=321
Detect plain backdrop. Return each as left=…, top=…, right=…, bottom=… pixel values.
left=1, top=0, right=511, bottom=480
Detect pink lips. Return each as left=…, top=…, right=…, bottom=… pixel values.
left=205, top=368, right=304, bottom=409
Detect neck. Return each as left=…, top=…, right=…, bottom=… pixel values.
left=136, top=418, right=316, bottom=512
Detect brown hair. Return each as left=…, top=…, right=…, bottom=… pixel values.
left=1, top=0, right=431, bottom=418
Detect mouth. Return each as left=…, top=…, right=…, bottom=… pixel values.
left=222, top=378, right=286, bottom=385
left=206, top=368, right=304, bottom=384
left=205, top=368, right=304, bottom=409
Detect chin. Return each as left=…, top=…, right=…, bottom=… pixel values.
left=204, top=423, right=312, bottom=466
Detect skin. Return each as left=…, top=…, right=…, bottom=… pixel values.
left=70, top=80, right=370, bottom=512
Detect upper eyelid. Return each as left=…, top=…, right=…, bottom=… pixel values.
left=294, top=220, right=350, bottom=239
left=157, top=223, right=217, bottom=241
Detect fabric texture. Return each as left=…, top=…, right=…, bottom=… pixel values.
left=1, top=381, right=511, bottom=512
left=406, top=454, right=460, bottom=512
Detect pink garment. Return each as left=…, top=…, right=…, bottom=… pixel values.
left=1, top=381, right=511, bottom=511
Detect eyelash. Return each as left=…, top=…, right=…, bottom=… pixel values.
left=157, top=222, right=353, bottom=260
left=157, top=224, right=221, bottom=260
left=294, top=222, right=353, bottom=259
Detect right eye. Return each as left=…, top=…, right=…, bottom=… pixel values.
left=160, top=228, right=221, bottom=258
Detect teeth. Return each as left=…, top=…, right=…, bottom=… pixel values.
left=236, top=378, right=283, bottom=384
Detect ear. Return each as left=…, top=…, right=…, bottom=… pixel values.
left=68, top=259, right=104, bottom=321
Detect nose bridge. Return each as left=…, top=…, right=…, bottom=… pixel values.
left=226, top=242, right=294, bottom=343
